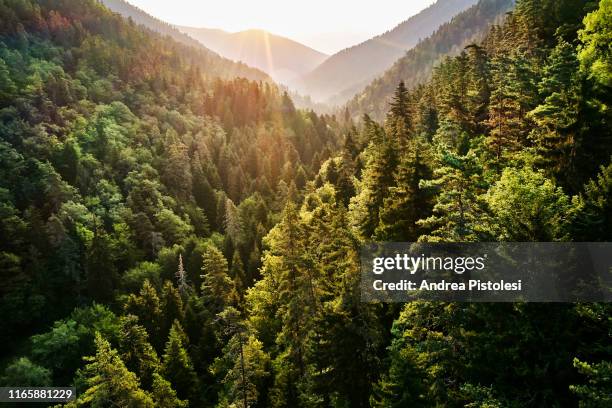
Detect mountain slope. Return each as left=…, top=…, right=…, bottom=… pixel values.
left=296, top=0, right=479, bottom=102
left=179, top=27, right=328, bottom=85
left=347, top=0, right=514, bottom=120
left=99, top=0, right=269, bottom=81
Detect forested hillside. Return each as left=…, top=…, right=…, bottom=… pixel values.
left=99, top=0, right=270, bottom=81
left=0, top=0, right=611, bottom=407
left=295, top=0, right=479, bottom=102
left=0, top=0, right=341, bottom=404
left=178, top=27, right=328, bottom=86
left=347, top=0, right=514, bottom=120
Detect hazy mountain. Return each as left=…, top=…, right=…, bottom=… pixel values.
left=99, top=0, right=270, bottom=81
left=178, top=27, right=329, bottom=85
left=296, top=0, right=479, bottom=103
left=347, top=0, right=514, bottom=120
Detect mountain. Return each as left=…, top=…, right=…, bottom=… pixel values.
left=347, top=0, right=514, bottom=120
left=295, top=0, right=480, bottom=103
left=99, top=0, right=269, bottom=81
left=178, top=27, right=328, bottom=85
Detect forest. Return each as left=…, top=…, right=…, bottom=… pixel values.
left=0, top=0, right=611, bottom=407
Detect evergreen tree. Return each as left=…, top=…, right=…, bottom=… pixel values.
left=68, top=333, right=154, bottom=407
left=213, top=307, right=270, bottom=408
left=418, top=150, right=490, bottom=242
left=529, top=40, right=582, bottom=187
left=123, top=280, right=163, bottom=350
left=151, top=373, right=188, bottom=408
left=161, top=321, right=198, bottom=403
left=160, top=280, right=185, bottom=340
left=485, top=54, right=525, bottom=167
left=386, top=81, right=413, bottom=147
left=571, top=159, right=612, bottom=241
left=375, top=138, right=434, bottom=241
left=200, top=244, right=237, bottom=314
left=349, top=132, right=398, bottom=239
left=118, top=316, right=160, bottom=390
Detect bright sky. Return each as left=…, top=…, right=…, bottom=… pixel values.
left=125, top=0, right=437, bottom=54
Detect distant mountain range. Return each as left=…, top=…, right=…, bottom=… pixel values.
left=347, top=0, right=514, bottom=120
left=178, top=27, right=328, bottom=86
left=99, top=0, right=509, bottom=113
left=99, top=0, right=270, bottom=82
left=294, top=0, right=480, bottom=103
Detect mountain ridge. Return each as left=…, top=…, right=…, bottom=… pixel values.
left=178, top=26, right=328, bottom=85
left=346, top=0, right=515, bottom=120
left=295, top=0, right=480, bottom=102
left=99, top=0, right=270, bottom=81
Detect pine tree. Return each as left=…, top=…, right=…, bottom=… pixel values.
left=230, top=250, right=247, bottom=298
left=69, top=333, right=154, bottom=407
left=485, top=54, right=525, bottom=167
left=529, top=40, right=582, bottom=187
left=200, top=244, right=237, bottom=314
left=160, top=280, right=185, bottom=340
left=118, top=316, right=161, bottom=390
left=175, top=254, right=191, bottom=296
left=151, top=373, right=188, bottom=408
left=123, top=279, right=162, bottom=350
left=247, top=201, right=319, bottom=406
left=386, top=81, right=413, bottom=148
left=161, top=321, right=198, bottom=403
left=375, top=138, right=434, bottom=241
left=465, top=44, right=491, bottom=134
left=571, top=159, right=612, bottom=241
left=349, top=129, right=398, bottom=238
left=213, top=307, right=270, bottom=408
left=418, top=150, right=490, bottom=242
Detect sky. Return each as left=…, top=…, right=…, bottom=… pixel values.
left=125, top=0, right=437, bottom=55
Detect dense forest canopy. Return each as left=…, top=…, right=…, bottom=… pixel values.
left=0, top=0, right=611, bottom=407
left=346, top=0, right=515, bottom=120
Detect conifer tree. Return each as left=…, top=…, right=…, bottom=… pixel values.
left=418, top=150, right=490, bottom=242
left=386, top=81, right=413, bottom=147
left=118, top=316, right=161, bottom=390
left=213, top=307, right=270, bottom=408
left=161, top=321, right=198, bottom=403
left=375, top=138, right=434, bottom=241
left=151, top=373, right=188, bottom=408
left=69, top=333, right=154, bottom=407
left=571, top=159, right=612, bottom=241
left=529, top=40, right=582, bottom=187
left=349, top=130, right=398, bottom=239
left=160, top=280, right=185, bottom=340
left=200, top=244, right=237, bottom=314
left=123, top=279, right=162, bottom=349
left=485, top=54, right=525, bottom=167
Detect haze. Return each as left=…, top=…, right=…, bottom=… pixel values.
left=124, top=0, right=436, bottom=54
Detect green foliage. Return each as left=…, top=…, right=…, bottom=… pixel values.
left=418, top=150, right=490, bottom=242
left=161, top=321, right=198, bottom=402
left=571, top=158, right=612, bottom=241
left=0, top=0, right=611, bottom=407
left=579, top=0, right=612, bottom=88
left=1, top=357, right=51, bottom=387
left=151, top=372, right=188, bottom=408
left=486, top=166, right=571, bottom=241
left=67, top=333, right=154, bottom=407
left=571, top=358, right=612, bottom=407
